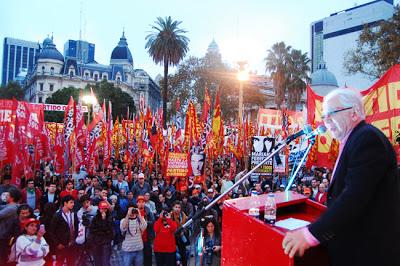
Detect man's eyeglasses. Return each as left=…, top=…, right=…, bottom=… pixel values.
left=321, top=107, right=353, bottom=120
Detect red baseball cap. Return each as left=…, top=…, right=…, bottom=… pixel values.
left=137, top=196, right=145, bottom=202
left=20, top=218, right=40, bottom=229
left=98, top=201, right=110, bottom=210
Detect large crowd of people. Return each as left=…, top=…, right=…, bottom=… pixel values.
left=0, top=155, right=331, bottom=266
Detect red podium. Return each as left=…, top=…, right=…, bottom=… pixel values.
left=221, top=191, right=329, bottom=266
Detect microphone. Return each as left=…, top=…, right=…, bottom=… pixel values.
left=285, top=124, right=313, bottom=143
left=305, top=125, right=327, bottom=139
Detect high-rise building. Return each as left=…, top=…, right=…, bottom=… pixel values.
left=2, top=37, right=40, bottom=85
left=310, top=0, right=394, bottom=89
left=64, top=40, right=95, bottom=63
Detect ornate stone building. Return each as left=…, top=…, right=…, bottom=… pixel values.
left=24, top=32, right=161, bottom=111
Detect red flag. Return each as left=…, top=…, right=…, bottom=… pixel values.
left=103, top=101, right=113, bottom=168
left=63, top=96, right=75, bottom=170
left=212, top=91, right=223, bottom=154
left=54, top=123, right=65, bottom=174
left=86, top=91, right=104, bottom=174
left=74, top=96, right=85, bottom=171
left=201, top=88, right=211, bottom=123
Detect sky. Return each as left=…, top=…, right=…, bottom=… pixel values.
left=1, top=0, right=399, bottom=80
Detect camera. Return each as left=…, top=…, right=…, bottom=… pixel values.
left=204, top=240, right=214, bottom=265
left=82, top=212, right=92, bottom=227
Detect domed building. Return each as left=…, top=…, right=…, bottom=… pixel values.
left=310, top=61, right=339, bottom=96
left=110, top=31, right=133, bottom=67
left=207, top=39, right=220, bottom=54
left=24, top=32, right=161, bottom=111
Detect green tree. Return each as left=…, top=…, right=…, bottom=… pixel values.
left=344, top=5, right=400, bottom=79
left=0, top=81, right=25, bottom=100
left=86, top=80, right=136, bottom=121
left=45, top=81, right=136, bottom=122
left=287, top=49, right=310, bottom=110
left=167, top=54, right=266, bottom=122
left=145, top=16, right=190, bottom=128
left=265, top=42, right=291, bottom=110
left=265, top=42, right=310, bottom=110
left=45, top=86, right=80, bottom=122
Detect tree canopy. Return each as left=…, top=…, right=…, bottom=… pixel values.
left=265, top=42, right=310, bottom=110
left=167, top=51, right=266, bottom=122
left=0, top=81, right=25, bottom=100
left=45, top=80, right=136, bottom=123
left=145, top=16, right=190, bottom=128
left=344, top=5, right=400, bottom=79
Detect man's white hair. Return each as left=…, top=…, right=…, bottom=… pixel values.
left=323, top=88, right=366, bottom=120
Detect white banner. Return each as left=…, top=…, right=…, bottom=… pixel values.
left=42, top=103, right=88, bottom=113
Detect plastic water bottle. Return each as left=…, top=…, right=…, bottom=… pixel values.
left=264, top=193, right=276, bottom=225
left=248, top=190, right=260, bottom=219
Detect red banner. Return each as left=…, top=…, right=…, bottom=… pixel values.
left=307, top=64, right=400, bottom=167
left=257, top=108, right=305, bottom=131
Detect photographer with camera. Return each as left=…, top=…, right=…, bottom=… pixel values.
left=154, top=208, right=178, bottom=266
left=137, top=195, right=155, bottom=266
left=120, top=203, right=147, bottom=265
left=75, top=194, right=97, bottom=265
left=77, top=194, right=98, bottom=225
left=201, top=218, right=221, bottom=266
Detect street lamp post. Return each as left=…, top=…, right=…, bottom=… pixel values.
left=237, top=61, right=249, bottom=125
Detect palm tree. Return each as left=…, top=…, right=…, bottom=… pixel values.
left=287, top=49, right=310, bottom=110
left=145, top=16, right=189, bottom=128
left=265, top=42, right=291, bottom=110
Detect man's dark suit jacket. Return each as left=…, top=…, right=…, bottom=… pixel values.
left=48, top=209, right=79, bottom=248
left=308, top=121, right=400, bottom=266
left=40, top=191, right=60, bottom=211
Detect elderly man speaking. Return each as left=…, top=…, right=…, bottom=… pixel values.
left=282, top=88, right=400, bottom=266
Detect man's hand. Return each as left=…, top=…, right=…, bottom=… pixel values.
left=282, top=230, right=311, bottom=258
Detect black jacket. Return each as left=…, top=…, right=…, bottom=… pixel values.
left=49, top=209, right=79, bottom=248
left=40, top=191, right=60, bottom=211
left=309, top=121, right=400, bottom=266
left=89, top=213, right=114, bottom=246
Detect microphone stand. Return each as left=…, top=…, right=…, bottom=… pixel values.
left=177, top=136, right=295, bottom=233
left=285, top=136, right=316, bottom=191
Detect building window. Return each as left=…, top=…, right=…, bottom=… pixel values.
left=94, top=74, right=98, bottom=81
left=41, top=66, right=45, bottom=74
left=117, top=77, right=121, bottom=84
left=49, top=84, right=54, bottom=91
left=85, top=72, right=89, bottom=80
left=102, top=75, right=107, bottom=80
left=50, top=67, right=54, bottom=75
left=39, top=83, right=43, bottom=91
left=38, top=97, right=42, bottom=103
left=69, top=71, right=73, bottom=78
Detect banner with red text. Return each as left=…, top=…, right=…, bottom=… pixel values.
left=166, top=152, right=189, bottom=177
